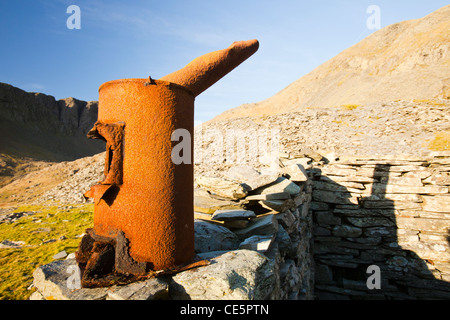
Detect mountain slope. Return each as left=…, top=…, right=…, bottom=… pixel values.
left=0, top=83, right=104, bottom=190
left=0, top=83, right=103, bottom=161
left=211, top=5, right=450, bottom=122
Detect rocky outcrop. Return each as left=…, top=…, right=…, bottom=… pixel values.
left=0, top=82, right=103, bottom=161
left=195, top=99, right=450, bottom=176
left=0, top=152, right=105, bottom=205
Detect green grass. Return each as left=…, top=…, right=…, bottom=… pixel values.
left=0, top=204, right=93, bottom=300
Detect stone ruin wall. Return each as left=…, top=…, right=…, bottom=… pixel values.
left=310, top=152, right=450, bottom=299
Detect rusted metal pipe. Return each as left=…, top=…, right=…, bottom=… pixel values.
left=161, top=39, right=259, bottom=97
left=76, top=40, right=259, bottom=287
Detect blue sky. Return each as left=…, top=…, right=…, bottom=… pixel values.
left=1, top=0, right=448, bottom=124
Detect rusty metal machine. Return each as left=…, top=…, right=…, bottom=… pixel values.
left=75, top=40, right=259, bottom=287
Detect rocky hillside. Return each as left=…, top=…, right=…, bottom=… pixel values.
left=0, top=83, right=103, bottom=161
left=0, top=152, right=105, bottom=207
left=0, top=98, right=446, bottom=208
left=211, top=5, right=450, bottom=122
left=194, top=99, right=450, bottom=177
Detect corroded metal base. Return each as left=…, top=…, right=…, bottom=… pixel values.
left=75, top=228, right=209, bottom=288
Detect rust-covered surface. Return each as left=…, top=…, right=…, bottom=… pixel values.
left=75, top=228, right=210, bottom=288
left=77, top=40, right=259, bottom=287
left=160, top=39, right=259, bottom=97
left=88, top=79, right=196, bottom=270
left=87, top=121, right=125, bottom=185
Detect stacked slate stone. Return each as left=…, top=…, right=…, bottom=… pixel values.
left=311, top=152, right=450, bottom=300
left=191, top=161, right=314, bottom=300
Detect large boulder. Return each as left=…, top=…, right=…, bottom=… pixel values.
left=170, top=250, right=276, bottom=300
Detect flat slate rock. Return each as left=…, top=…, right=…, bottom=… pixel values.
left=194, top=193, right=245, bottom=214
left=254, top=177, right=301, bottom=195
left=196, top=176, right=248, bottom=200
left=239, top=235, right=276, bottom=253
left=233, top=214, right=279, bottom=240
left=224, top=166, right=280, bottom=191
left=194, top=220, right=241, bottom=253
left=211, top=209, right=256, bottom=221
left=107, top=278, right=169, bottom=300
left=0, top=240, right=26, bottom=249
left=246, top=192, right=290, bottom=201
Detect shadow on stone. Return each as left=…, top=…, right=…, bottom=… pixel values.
left=312, top=161, right=450, bottom=300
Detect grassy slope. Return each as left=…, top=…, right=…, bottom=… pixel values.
left=0, top=204, right=93, bottom=300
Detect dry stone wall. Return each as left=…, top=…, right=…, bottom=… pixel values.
left=310, top=152, right=450, bottom=299
left=189, top=164, right=314, bottom=300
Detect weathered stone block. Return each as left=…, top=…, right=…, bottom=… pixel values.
left=362, top=200, right=422, bottom=210
left=107, top=278, right=169, bottom=300
left=396, top=217, right=450, bottom=233
left=282, top=164, right=309, bottom=182
left=314, top=263, right=334, bottom=284
left=423, top=172, right=450, bottom=186
left=313, top=180, right=351, bottom=192
left=422, top=195, right=450, bottom=213
left=276, top=210, right=298, bottom=233
left=196, top=176, right=248, bottom=200
left=314, top=243, right=359, bottom=256
left=347, top=217, right=396, bottom=228
left=379, top=176, right=423, bottom=187
left=314, top=226, right=331, bottom=236
left=310, top=201, right=329, bottom=211
left=312, top=190, right=359, bottom=205
left=315, top=211, right=341, bottom=226
left=319, top=167, right=357, bottom=177
left=332, top=225, right=363, bottom=238
left=211, top=209, right=256, bottom=221
left=246, top=192, right=290, bottom=201
left=234, top=214, right=279, bottom=240
left=224, top=165, right=280, bottom=191
left=363, top=193, right=423, bottom=203
left=371, top=183, right=448, bottom=195
left=282, top=158, right=312, bottom=169
left=32, top=259, right=109, bottom=300
left=194, top=193, right=246, bottom=214
left=239, top=235, right=276, bottom=253
left=255, top=177, right=301, bottom=195
left=320, top=175, right=376, bottom=184
left=170, top=250, right=276, bottom=300
left=194, top=220, right=240, bottom=253
left=260, top=199, right=296, bottom=212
